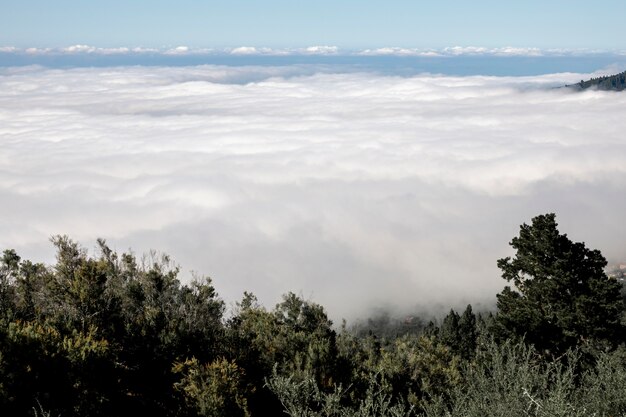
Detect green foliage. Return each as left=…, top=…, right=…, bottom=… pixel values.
left=571, top=71, right=626, bottom=91
left=0, top=214, right=625, bottom=417
left=495, top=213, right=623, bottom=355
left=173, top=357, right=250, bottom=417
left=443, top=338, right=583, bottom=416
left=266, top=368, right=414, bottom=417
left=0, top=320, right=112, bottom=416
left=579, top=347, right=626, bottom=416
left=0, top=237, right=225, bottom=416
left=438, top=310, right=460, bottom=354
left=269, top=335, right=626, bottom=417
left=0, top=249, right=19, bottom=321
left=435, top=306, right=477, bottom=362
left=227, top=291, right=341, bottom=416
left=376, top=335, right=462, bottom=410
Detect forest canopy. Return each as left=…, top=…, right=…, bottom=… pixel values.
left=0, top=213, right=624, bottom=417
left=569, top=70, right=626, bottom=91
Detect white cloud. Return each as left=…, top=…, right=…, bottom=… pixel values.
left=358, top=47, right=441, bottom=57
left=230, top=46, right=259, bottom=55
left=443, top=46, right=489, bottom=55
left=24, top=47, right=52, bottom=54
left=492, top=47, right=543, bottom=56
left=63, top=44, right=96, bottom=53
left=2, top=45, right=622, bottom=58
left=0, top=65, right=625, bottom=321
left=302, top=45, right=339, bottom=55
left=442, top=46, right=545, bottom=56
left=99, top=47, right=131, bottom=54
left=165, top=45, right=190, bottom=55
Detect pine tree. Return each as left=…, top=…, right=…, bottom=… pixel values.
left=495, top=213, right=623, bottom=355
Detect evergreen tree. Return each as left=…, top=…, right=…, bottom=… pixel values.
left=438, top=309, right=460, bottom=354
left=457, top=304, right=477, bottom=360
left=495, top=213, right=623, bottom=354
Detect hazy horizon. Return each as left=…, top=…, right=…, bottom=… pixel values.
left=2, top=46, right=626, bottom=77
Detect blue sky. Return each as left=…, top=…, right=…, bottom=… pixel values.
left=1, top=0, right=623, bottom=50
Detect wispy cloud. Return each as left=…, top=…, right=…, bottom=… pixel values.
left=0, top=66, right=625, bottom=320
left=358, top=47, right=442, bottom=57
left=442, top=46, right=544, bottom=56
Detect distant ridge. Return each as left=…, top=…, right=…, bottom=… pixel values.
left=568, top=70, right=626, bottom=91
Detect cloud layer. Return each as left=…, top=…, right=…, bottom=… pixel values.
left=1, top=65, right=625, bottom=320
left=1, top=45, right=623, bottom=58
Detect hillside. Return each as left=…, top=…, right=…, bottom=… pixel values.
left=569, top=70, right=626, bottom=91
left=0, top=214, right=625, bottom=416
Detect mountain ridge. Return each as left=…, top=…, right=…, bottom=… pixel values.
left=568, top=70, right=626, bottom=91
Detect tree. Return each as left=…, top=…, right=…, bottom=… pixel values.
left=457, top=305, right=477, bottom=360
left=438, top=309, right=460, bottom=354
left=173, top=357, right=250, bottom=417
left=495, top=213, right=623, bottom=354
left=438, top=306, right=477, bottom=360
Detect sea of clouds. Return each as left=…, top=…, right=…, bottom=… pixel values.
left=1, top=64, right=625, bottom=320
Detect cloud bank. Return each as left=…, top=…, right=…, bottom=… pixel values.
left=0, top=65, right=625, bottom=320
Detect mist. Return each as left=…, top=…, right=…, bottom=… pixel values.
left=1, top=65, right=625, bottom=321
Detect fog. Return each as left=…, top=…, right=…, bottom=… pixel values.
left=1, top=65, right=625, bottom=320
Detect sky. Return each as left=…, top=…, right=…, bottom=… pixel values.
left=1, top=0, right=625, bottom=50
